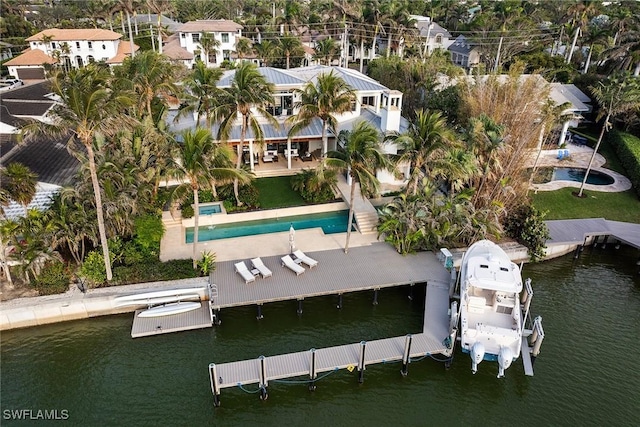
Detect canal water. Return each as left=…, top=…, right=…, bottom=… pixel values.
left=2, top=245, right=639, bottom=426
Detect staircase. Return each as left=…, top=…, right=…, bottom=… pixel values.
left=354, top=211, right=379, bottom=234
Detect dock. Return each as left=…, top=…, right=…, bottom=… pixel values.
left=208, top=281, right=455, bottom=405
left=546, top=218, right=640, bottom=249
left=130, top=302, right=212, bottom=338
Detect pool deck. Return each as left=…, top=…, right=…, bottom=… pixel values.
left=526, top=143, right=631, bottom=192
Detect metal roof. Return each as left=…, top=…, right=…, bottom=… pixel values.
left=217, top=67, right=305, bottom=87
left=448, top=35, right=475, bottom=55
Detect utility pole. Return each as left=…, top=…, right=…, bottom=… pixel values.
left=494, top=32, right=504, bottom=72
left=566, top=26, right=580, bottom=64
left=422, top=22, right=433, bottom=62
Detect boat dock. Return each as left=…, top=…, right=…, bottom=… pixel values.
left=130, top=302, right=213, bottom=338
left=546, top=218, right=640, bottom=250
left=208, top=281, right=454, bottom=405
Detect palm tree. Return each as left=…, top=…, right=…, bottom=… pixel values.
left=325, top=121, right=391, bottom=253
left=114, top=50, right=180, bottom=120
left=2, top=163, right=38, bottom=215
left=577, top=73, right=640, bottom=197
left=22, top=65, right=133, bottom=281
left=178, top=60, right=224, bottom=127
left=313, top=37, right=339, bottom=66
left=235, top=37, right=253, bottom=62
left=254, top=40, right=277, bottom=67
left=215, top=62, right=277, bottom=204
left=199, top=32, right=221, bottom=67
left=288, top=71, right=356, bottom=158
left=171, top=128, right=248, bottom=267
left=386, top=109, right=457, bottom=196
left=277, top=36, right=304, bottom=69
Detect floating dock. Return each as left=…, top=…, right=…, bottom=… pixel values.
left=208, top=281, right=456, bottom=405
left=130, top=302, right=213, bottom=338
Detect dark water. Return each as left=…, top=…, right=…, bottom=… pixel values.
left=552, top=167, right=615, bottom=185
left=2, top=245, right=640, bottom=427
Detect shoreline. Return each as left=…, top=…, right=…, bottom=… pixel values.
left=0, top=240, right=579, bottom=332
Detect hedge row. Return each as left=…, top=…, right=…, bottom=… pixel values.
left=608, top=130, right=640, bottom=198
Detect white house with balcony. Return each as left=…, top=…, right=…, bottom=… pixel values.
left=411, top=15, right=455, bottom=56
left=168, top=65, right=408, bottom=185
left=172, top=20, right=243, bottom=68
left=5, top=28, right=138, bottom=79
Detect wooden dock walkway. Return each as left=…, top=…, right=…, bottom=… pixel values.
left=208, top=281, right=454, bottom=405
left=130, top=303, right=212, bottom=338
left=209, top=243, right=452, bottom=312
left=546, top=218, right=640, bottom=249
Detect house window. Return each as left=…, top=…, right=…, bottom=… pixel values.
left=102, top=44, right=106, bottom=50
left=223, top=50, right=231, bottom=60
left=221, top=33, right=229, bottom=43
left=76, top=42, right=81, bottom=49
left=208, top=52, right=217, bottom=63
left=192, top=33, right=200, bottom=43
left=88, top=41, right=93, bottom=49
left=362, top=96, right=375, bottom=106
left=435, top=34, right=442, bottom=44
left=181, top=33, right=185, bottom=38
left=350, top=100, right=357, bottom=111
left=87, top=55, right=95, bottom=63
left=51, top=42, right=57, bottom=49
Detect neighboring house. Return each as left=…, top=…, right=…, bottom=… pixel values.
left=168, top=65, right=408, bottom=185
left=549, top=83, right=592, bottom=146
left=0, top=82, right=80, bottom=220
left=0, top=41, right=15, bottom=61
left=173, top=20, right=243, bottom=68
left=130, top=13, right=181, bottom=34
left=411, top=15, right=454, bottom=55
left=448, top=35, right=480, bottom=71
left=162, top=33, right=194, bottom=68
left=4, top=28, right=139, bottom=79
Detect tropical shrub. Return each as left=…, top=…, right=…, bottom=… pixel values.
left=80, top=250, right=107, bottom=285
left=608, top=131, right=640, bottom=198
left=32, top=261, right=72, bottom=295
left=290, top=169, right=336, bottom=203
left=197, top=251, right=216, bottom=276
left=133, top=214, right=164, bottom=255
left=182, top=204, right=194, bottom=218
left=504, top=204, right=550, bottom=262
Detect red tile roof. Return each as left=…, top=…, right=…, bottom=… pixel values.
left=4, top=49, right=56, bottom=66
left=26, top=28, right=123, bottom=42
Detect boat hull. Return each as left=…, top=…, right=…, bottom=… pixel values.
left=137, top=302, right=202, bottom=318
left=459, top=240, right=523, bottom=375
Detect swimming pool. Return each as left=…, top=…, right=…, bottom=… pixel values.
left=199, top=203, right=223, bottom=215
left=532, top=167, right=615, bottom=186
left=186, top=210, right=354, bottom=242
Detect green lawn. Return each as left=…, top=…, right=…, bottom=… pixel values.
left=254, top=176, right=306, bottom=209
left=531, top=188, right=640, bottom=223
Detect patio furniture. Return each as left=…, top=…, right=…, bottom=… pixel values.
left=234, top=261, right=256, bottom=284
left=301, top=152, right=313, bottom=162
left=293, top=250, right=318, bottom=269
left=251, top=257, right=273, bottom=278
left=281, top=255, right=305, bottom=276
left=285, top=149, right=299, bottom=159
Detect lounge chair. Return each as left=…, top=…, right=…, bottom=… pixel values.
left=293, top=250, right=318, bottom=269
left=281, top=255, right=305, bottom=276
left=234, top=261, right=256, bottom=284
left=251, top=257, right=272, bottom=278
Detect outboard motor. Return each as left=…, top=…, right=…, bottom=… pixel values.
left=470, top=342, right=485, bottom=374
left=497, top=347, right=514, bottom=378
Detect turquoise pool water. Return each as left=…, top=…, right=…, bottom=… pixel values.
left=186, top=210, right=353, bottom=242
left=199, top=204, right=222, bottom=215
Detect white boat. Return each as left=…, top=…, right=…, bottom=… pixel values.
left=137, top=302, right=202, bottom=318
left=113, top=287, right=206, bottom=306
left=459, top=240, right=523, bottom=378
left=114, top=294, right=201, bottom=307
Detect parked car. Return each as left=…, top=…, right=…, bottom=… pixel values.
left=0, top=78, right=24, bottom=91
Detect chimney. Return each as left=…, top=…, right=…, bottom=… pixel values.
left=380, top=90, right=403, bottom=132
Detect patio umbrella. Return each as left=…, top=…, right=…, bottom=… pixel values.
left=289, top=224, right=295, bottom=254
